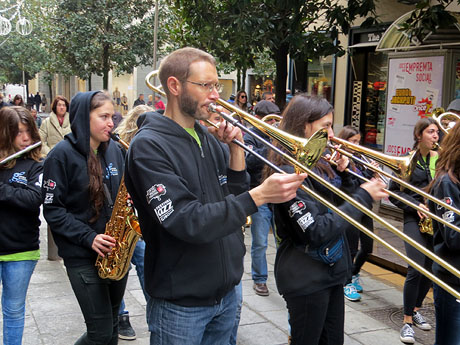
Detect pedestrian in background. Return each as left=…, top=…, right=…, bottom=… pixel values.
left=34, top=92, right=42, bottom=112
left=43, top=91, right=126, bottom=345
left=10, top=94, right=24, bottom=107
left=389, top=117, right=439, bottom=344
left=0, top=106, right=43, bottom=345
left=39, top=95, right=71, bottom=156
left=133, top=94, right=145, bottom=107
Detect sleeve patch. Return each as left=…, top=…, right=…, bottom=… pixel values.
left=297, top=212, right=314, bottom=231
left=154, top=198, right=174, bottom=223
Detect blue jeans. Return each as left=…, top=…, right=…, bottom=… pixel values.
left=0, top=260, right=37, bottom=345
left=250, top=204, right=272, bottom=283
left=434, top=284, right=460, bottom=345
left=147, top=289, right=237, bottom=345
left=229, top=281, right=242, bottom=345
left=119, top=239, right=148, bottom=315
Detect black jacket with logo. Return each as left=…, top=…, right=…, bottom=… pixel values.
left=42, top=91, right=124, bottom=267
left=125, top=112, right=256, bottom=307
left=0, top=157, right=42, bottom=255
left=273, top=164, right=373, bottom=297
left=429, top=174, right=460, bottom=291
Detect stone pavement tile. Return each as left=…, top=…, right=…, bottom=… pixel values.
left=31, top=313, right=85, bottom=345
left=359, top=274, right=400, bottom=292
left=344, top=334, right=363, bottom=345
left=239, top=305, right=266, bottom=326
left=349, top=328, right=401, bottom=345
left=261, top=310, right=289, bottom=333
left=29, top=266, right=68, bottom=285
left=243, top=293, right=286, bottom=313
left=28, top=295, right=80, bottom=317
left=344, top=305, right=389, bottom=334
left=345, top=295, right=397, bottom=312
left=366, top=288, right=403, bottom=307
left=237, top=322, right=288, bottom=345
left=120, top=337, right=150, bottom=345
left=27, top=281, right=73, bottom=299
left=123, top=292, right=146, bottom=316
left=129, top=288, right=147, bottom=307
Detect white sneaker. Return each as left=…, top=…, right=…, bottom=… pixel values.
left=412, top=311, right=432, bottom=331
left=400, top=323, right=415, bottom=344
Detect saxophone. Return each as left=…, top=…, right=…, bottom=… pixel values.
left=95, top=134, right=142, bottom=280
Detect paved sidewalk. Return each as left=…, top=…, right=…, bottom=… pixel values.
left=0, top=214, right=435, bottom=345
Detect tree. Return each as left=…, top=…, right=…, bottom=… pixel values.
left=398, top=0, right=458, bottom=44
left=50, top=0, right=158, bottom=89
left=165, top=0, right=377, bottom=109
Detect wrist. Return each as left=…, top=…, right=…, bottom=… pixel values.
left=249, top=186, right=265, bottom=207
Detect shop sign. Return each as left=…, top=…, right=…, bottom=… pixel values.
left=384, top=55, right=444, bottom=157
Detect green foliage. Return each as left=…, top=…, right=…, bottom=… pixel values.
left=50, top=0, right=157, bottom=88
left=163, top=0, right=378, bottom=108
left=398, top=0, right=457, bottom=44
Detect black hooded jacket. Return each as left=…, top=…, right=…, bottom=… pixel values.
left=429, top=174, right=460, bottom=291
left=273, top=164, right=373, bottom=297
left=42, top=91, right=124, bottom=267
left=125, top=112, right=256, bottom=307
left=0, top=157, right=42, bottom=255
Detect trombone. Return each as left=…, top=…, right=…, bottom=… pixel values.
left=145, top=70, right=460, bottom=300
left=432, top=107, right=460, bottom=135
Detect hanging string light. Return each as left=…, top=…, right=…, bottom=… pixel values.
left=0, top=0, right=32, bottom=36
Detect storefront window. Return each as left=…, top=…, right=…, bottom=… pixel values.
left=306, top=56, right=334, bottom=103
left=290, top=56, right=334, bottom=104
left=362, top=51, right=388, bottom=150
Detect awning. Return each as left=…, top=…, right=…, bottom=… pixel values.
left=348, top=41, right=379, bottom=49
left=376, top=11, right=460, bottom=52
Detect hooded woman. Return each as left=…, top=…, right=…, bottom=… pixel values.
left=42, top=91, right=126, bottom=344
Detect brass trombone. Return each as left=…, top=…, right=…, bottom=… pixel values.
left=432, top=107, right=460, bottom=134
left=145, top=70, right=460, bottom=300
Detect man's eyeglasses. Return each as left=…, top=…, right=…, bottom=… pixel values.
left=186, top=81, right=224, bottom=93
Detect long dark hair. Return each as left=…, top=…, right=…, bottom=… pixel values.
left=12, top=94, right=24, bottom=107
left=263, top=94, right=334, bottom=179
left=88, top=92, right=112, bottom=223
left=236, top=90, right=248, bottom=111
left=0, top=106, right=41, bottom=169
left=430, top=121, right=460, bottom=189
left=337, top=125, right=361, bottom=173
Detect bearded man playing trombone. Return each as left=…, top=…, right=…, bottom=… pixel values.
left=124, top=47, right=306, bottom=345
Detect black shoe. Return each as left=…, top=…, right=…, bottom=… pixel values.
left=118, top=314, right=136, bottom=340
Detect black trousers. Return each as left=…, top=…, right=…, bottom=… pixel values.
left=403, top=220, right=433, bottom=316
left=66, top=264, right=128, bottom=345
left=345, top=216, right=374, bottom=280
left=285, top=285, right=344, bottom=345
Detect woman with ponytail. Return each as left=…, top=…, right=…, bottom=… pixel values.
left=42, top=91, right=126, bottom=344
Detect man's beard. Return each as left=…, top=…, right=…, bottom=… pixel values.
left=179, top=90, right=209, bottom=121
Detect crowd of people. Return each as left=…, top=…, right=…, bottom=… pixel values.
left=1, top=46, right=460, bottom=345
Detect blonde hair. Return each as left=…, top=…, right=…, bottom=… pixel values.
left=114, top=105, right=154, bottom=143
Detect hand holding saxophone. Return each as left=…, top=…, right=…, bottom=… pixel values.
left=92, top=234, right=116, bottom=257
left=417, top=203, right=430, bottom=219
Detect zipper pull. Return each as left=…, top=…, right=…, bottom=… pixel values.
left=325, top=247, right=329, bottom=256
left=200, top=146, right=204, bottom=158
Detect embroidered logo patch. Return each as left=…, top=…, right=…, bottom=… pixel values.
left=35, top=173, right=43, bottom=187
left=442, top=210, right=455, bottom=223
left=9, top=171, right=27, bottom=185
left=437, top=197, right=454, bottom=210
left=43, top=179, right=56, bottom=191
left=105, top=163, right=119, bottom=179
left=289, top=201, right=306, bottom=217
left=297, top=212, right=314, bottom=231
left=218, top=174, right=227, bottom=186
left=154, top=199, right=174, bottom=223
left=44, top=193, right=54, bottom=204
left=146, top=184, right=166, bottom=204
